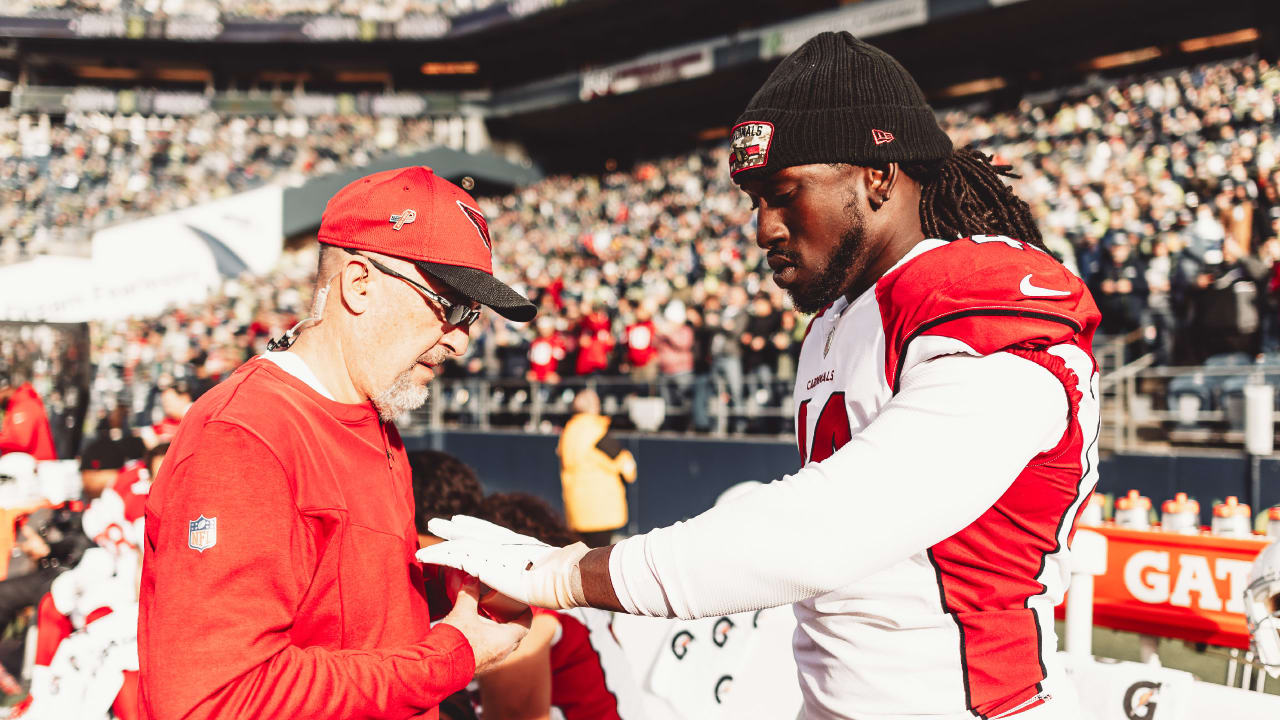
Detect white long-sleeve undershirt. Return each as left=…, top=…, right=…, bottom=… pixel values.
left=608, top=351, right=1070, bottom=619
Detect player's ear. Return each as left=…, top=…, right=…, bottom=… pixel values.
left=340, top=256, right=372, bottom=315
left=866, top=164, right=898, bottom=211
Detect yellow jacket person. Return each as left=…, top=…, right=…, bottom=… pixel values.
left=557, top=389, right=637, bottom=546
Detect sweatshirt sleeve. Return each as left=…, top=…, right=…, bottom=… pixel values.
left=140, top=421, right=474, bottom=720
left=608, top=351, right=1069, bottom=619
left=0, top=399, right=36, bottom=454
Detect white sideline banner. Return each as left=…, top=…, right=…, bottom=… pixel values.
left=156, top=184, right=285, bottom=276
left=1, top=185, right=284, bottom=322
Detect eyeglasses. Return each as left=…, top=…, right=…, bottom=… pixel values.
left=343, top=248, right=482, bottom=328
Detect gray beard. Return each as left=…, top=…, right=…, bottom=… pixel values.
left=371, top=366, right=431, bottom=422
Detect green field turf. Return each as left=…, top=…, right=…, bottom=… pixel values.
left=1056, top=620, right=1279, bottom=695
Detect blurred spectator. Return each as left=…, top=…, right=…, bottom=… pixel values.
left=775, top=310, right=802, bottom=383
left=1091, top=234, right=1149, bottom=337
left=0, top=506, right=91, bottom=634
left=741, top=292, right=781, bottom=404
left=654, top=301, right=694, bottom=412
left=687, top=306, right=715, bottom=432
left=556, top=389, right=636, bottom=547
left=623, top=302, right=658, bottom=382
left=78, top=436, right=130, bottom=500
left=1074, top=233, right=1105, bottom=287
left=574, top=303, right=614, bottom=377
left=0, top=374, right=57, bottom=461
left=87, top=406, right=147, bottom=467
left=138, top=377, right=200, bottom=448
left=1263, top=235, right=1280, bottom=352
left=1144, top=234, right=1177, bottom=365
left=527, top=318, right=566, bottom=384
left=1184, top=240, right=1268, bottom=361
left=709, top=291, right=747, bottom=420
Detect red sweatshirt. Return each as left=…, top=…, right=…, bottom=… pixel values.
left=140, top=358, right=474, bottom=720
left=0, top=383, right=56, bottom=460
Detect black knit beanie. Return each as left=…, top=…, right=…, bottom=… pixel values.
left=729, top=31, right=952, bottom=182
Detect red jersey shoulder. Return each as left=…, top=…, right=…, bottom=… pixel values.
left=876, top=236, right=1101, bottom=390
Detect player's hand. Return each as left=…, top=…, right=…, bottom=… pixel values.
left=439, top=575, right=531, bottom=674
left=416, top=515, right=590, bottom=609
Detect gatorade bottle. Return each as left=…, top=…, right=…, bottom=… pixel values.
left=1210, top=496, right=1252, bottom=538
left=1266, top=506, right=1280, bottom=539
left=1114, top=490, right=1151, bottom=530
left=1079, top=493, right=1105, bottom=526
left=1160, top=492, right=1200, bottom=534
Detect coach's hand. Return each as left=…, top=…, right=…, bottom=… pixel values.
left=416, top=515, right=590, bottom=609
left=440, top=576, right=531, bottom=673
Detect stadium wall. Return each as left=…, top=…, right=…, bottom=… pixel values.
left=407, top=431, right=1280, bottom=532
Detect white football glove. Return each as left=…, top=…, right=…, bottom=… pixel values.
left=416, top=515, right=590, bottom=610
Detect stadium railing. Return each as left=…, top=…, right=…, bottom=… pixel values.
left=410, top=341, right=1280, bottom=455
left=404, top=375, right=796, bottom=438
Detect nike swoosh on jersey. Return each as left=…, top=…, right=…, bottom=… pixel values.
left=1019, top=274, right=1071, bottom=297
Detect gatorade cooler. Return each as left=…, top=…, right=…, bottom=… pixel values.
left=1160, top=492, right=1200, bottom=534
left=1114, top=490, right=1151, bottom=530
left=1079, top=493, right=1105, bottom=526
left=1210, top=496, right=1252, bottom=538
left=1267, top=506, right=1280, bottom=539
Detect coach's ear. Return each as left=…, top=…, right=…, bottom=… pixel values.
left=340, top=255, right=372, bottom=315
left=865, top=163, right=899, bottom=211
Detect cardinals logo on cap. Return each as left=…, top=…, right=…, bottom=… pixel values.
left=729, top=121, right=774, bottom=175
left=456, top=201, right=492, bottom=250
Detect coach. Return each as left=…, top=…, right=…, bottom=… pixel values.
left=139, top=167, right=537, bottom=719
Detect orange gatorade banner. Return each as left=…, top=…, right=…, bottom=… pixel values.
left=1056, top=526, right=1270, bottom=648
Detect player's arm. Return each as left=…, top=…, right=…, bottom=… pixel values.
left=477, top=610, right=558, bottom=720
left=141, top=422, right=478, bottom=720
left=593, top=350, right=1069, bottom=618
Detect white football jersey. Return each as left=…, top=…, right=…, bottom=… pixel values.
left=790, top=237, right=1101, bottom=719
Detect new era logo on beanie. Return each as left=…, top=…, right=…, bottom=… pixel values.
left=318, top=166, right=535, bottom=322
left=729, top=31, right=952, bottom=182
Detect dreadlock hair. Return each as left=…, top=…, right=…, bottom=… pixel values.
left=900, top=146, right=1049, bottom=254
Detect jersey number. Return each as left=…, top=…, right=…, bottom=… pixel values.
left=796, top=392, right=851, bottom=465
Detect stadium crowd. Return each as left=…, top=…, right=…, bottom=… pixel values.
left=0, top=111, right=440, bottom=263
left=5, top=50, right=1280, bottom=715
left=5, top=0, right=513, bottom=23
left=6, top=56, right=1280, bottom=432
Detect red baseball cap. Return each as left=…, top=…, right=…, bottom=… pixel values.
left=317, top=166, right=536, bottom=322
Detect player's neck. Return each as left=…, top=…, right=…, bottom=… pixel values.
left=843, top=188, right=925, bottom=303
left=843, top=230, right=926, bottom=304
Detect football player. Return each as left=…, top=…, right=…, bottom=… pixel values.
left=421, top=32, right=1100, bottom=719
